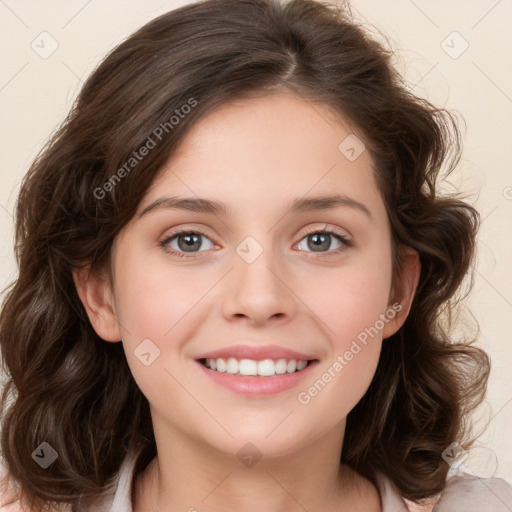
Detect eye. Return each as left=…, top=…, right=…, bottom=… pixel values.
left=159, top=230, right=215, bottom=257
left=296, top=227, right=352, bottom=254
left=159, top=226, right=352, bottom=259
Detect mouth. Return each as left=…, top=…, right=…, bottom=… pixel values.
left=197, top=357, right=317, bottom=377
left=193, top=344, right=319, bottom=396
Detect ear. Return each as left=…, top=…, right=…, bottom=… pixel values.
left=382, top=246, right=421, bottom=339
left=72, top=265, right=122, bottom=342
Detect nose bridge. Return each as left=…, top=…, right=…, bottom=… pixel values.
left=221, top=232, right=296, bottom=323
left=236, top=235, right=280, bottom=288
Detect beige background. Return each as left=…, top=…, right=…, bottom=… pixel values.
left=1, top=0, right=511, bottom=486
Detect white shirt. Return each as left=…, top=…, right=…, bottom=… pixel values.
left=89, top=449, right=512, bottom=512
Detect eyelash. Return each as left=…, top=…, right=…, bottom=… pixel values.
left=158, top=226, right=352, bottom=259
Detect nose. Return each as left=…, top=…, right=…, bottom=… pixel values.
left=221, top=240, right=297, bottom=327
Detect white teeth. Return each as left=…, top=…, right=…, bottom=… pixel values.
left=258, top=359, right=276, bottom=376
left=203, top=357, right=310, bottom=376
left=275, top=359, right=287, bottom=374
left=287, top=360, right=297, bottom=373
left=226, top=357, right=238, bottom=374
left=239, top=359, right=258, bottom=375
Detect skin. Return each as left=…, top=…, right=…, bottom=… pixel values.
left=74, top=91, right=420, bottom=512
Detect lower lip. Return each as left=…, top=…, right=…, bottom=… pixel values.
left=195, top=360, right=318, bottom=397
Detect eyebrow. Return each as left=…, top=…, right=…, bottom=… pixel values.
left=137, top=193, right=372, bottom=220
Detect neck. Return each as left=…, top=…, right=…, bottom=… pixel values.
left=133, top=418, right=381, bottom=512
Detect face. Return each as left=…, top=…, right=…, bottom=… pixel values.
left=77, top=92, right=418, bottom=460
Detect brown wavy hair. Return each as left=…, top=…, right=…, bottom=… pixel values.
left=0, top=0, right=490, bottom=509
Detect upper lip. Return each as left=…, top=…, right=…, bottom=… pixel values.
left=195, top=344, right=317, bottom=361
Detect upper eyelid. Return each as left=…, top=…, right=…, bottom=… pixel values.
left=161, top=224, right=350, bottom=239
left=301, top=224, right=351, bottom=239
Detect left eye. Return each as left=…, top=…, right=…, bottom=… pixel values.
left=296, top=231, right=348, bottom=253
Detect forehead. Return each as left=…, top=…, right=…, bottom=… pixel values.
left=139, top=92, right=385, bottom=220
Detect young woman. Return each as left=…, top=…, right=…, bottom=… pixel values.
left=1, top=0, right=511, bottom=510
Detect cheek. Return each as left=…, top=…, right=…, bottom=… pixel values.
left=111, top=252, right=215, bottom=387
left=114, top=253, right=213, bottom=339
left=307, top=246, right=393, bottom=348
left=296, top=262, right=391, bottom=417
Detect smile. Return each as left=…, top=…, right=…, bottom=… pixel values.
left=194, top=343, right=319, bottom=396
